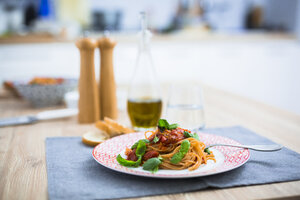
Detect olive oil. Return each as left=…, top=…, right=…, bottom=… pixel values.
left=127, top=98, right=162, bottom=129
left=127, top=13, right=162, bottom=130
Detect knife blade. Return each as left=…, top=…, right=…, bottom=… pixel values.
left=0, top=108, right=78, bottom=127
left=0, top=116, right=38, bottom=127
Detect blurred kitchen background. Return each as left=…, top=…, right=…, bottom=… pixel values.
left=0, top=0, right=300, bottom=115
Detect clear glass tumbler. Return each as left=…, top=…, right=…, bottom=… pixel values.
left=166, top=84, right=205, bottom=130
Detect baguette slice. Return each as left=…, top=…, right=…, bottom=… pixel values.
left=82, top=131, right=108, bottom=146
left=95, top=120, right=111, bottom=134
left=104, top=117, right=134, bottom=134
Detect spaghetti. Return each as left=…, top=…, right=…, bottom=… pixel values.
left=117, top=119, right=215, bottom=172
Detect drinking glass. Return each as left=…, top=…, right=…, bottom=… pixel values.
left=166, top=84, right=205, bottom=130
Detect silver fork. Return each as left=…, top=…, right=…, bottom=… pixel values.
left=205, top=144, right=283, bottom=152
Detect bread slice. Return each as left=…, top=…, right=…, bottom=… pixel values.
left=95, top=117, right=134, bottom=137
left=82, top=131, right=108, bottom=146
left=95, top=120, right=111, bottom=134
left=104, top=117, right=134, bottom=135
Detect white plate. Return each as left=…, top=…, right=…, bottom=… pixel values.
left=93, top=132, right=250, bottom=178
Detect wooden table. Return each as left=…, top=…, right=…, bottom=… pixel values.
left=0, top=85, right=300, bottom=200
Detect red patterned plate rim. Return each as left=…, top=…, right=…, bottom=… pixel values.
left=92, top=132, right=250, bottom=179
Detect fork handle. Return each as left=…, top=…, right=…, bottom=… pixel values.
left=207, top=144, right=283, bottom=152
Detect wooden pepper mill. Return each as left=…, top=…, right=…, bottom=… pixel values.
left=76, top=38, right=100, bottom=123
left=97, top=36, right=118, bottom=120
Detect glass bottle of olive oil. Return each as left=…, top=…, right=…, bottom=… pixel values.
left=127, top=12, right=162, bottom=130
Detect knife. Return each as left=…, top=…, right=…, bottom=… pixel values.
left=0, top=108, right=78, bottom=127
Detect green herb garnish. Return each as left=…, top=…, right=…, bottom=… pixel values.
left=183, top=131, right=193, bottom=138
left=204, top=148, right=211, bottom=155
left=158, top=119, right=178, bottom=131
left=142, top=157, right=163, bottom=173
left=131, top=139, right=149, bottom=149
left=116, top=154, right=142, bottom=167
left=135, top=140, right=147, bottom=156
left=117, top=140, right=148, bottom=167
left=170, top=140, right=191, bottom=164
left=192, top=133, right=200, bottom=140
left=158, top=119, right=169, bottom=131
left=168, top=123, right=178, bottom=130
left=153, top=136, right=159, bottom=143
left=183, top=131, right=200, bottom=140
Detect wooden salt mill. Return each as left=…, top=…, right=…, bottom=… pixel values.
left=97, top=35, right=118, bottom=119
left=76, top=37, right=100, bottom=123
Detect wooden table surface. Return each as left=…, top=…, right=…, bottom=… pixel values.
left=0, top=85, right=300, bottom=200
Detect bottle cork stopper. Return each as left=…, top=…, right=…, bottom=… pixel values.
left=76, top=37, right=100, bottom=123
left=97, top=35, right=118, bottom=120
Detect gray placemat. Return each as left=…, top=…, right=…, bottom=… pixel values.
left=45, top=126, right=300, bottom=200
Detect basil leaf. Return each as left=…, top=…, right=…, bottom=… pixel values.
left=204, top=148, right=211, bottom=155
left=168, top=123, right=178, bottom=130
left=136, top=140, right=147, bottom=156
left=180, top=140, right=190, bottom=154
left=142, top=157, right=162, bottom=172
left=183, top=131, right=193, bottom=138
left=171, top=140, right=191, bottom=164
left=192, top=133, right=200, bottom=141
left=158, top=156, right=163, bottom=161
left=153, top=136, right=159, bottom=143
left=184, top=131, right=200, bottom=141
left=131, top=139, right=149, bottom=149
left=116, top=154, right=141, bottom=167
left=151, top=166, right=159, bottom=173
left=158, top=119, right=179, bottom=131
left=158, top=119, right=169, bottom=131
left=170, top=152, right=183, bottom=164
